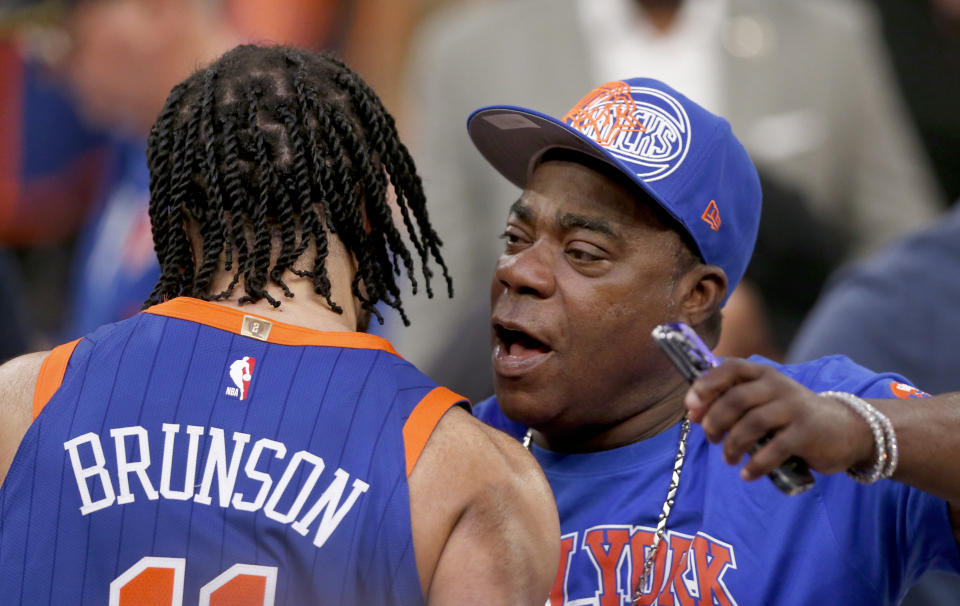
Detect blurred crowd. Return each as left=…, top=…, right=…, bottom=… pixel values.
left=1, top=0, right=959, bottom=601
left=0, top=0, right=448, bottom=354
left=5, top=0, right=959, bottom=373
left=1, top=0, right=959, bottom=388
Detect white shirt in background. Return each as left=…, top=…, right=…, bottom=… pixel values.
left=576, top=0, right=728, bottom=115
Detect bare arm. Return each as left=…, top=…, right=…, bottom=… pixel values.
left=871, top=392, right=960, bottom=534
left=685, top=359, right=960, bottom=542
left=0, top=351, right=47, bottom=486
left=409, top=406, right=560, bottom=605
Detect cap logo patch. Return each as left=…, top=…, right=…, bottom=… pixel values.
left=563, top=81, right=691, bottom=182
left=890, top=382, right=930, bottom=399
left=701, top=200, right=722, bottom=231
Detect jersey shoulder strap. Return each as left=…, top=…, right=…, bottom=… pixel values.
left=32, top=338, right=82, bottom=419
left=402, top=386, right=468, bottom=477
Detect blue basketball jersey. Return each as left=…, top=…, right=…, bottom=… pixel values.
left=475, top=355, right=960, bottom=606
left=0, top=297, right=466, bottom=605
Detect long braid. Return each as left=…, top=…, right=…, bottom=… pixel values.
left=145, top=85, right=186, bottom=302
left=271, top=103, right=311, bottom=296
left=239, top=85, right=280, bottom=307
left=216, top=116, right=252, bottom=300
left=193, top=68, right=229, bottom=297
left=330, top=67, right=429, bottom=286
left=167, top=102, right=205, bottom=297
left=328, top=61, right=453, bottom=299
left=323, top=108, right=380, bottom=319
left=298, top=101, right=343, bottom=310
left=285, top=56, right=344, bottom=310
left=157, top=126, right=191, bottom=296
left=145, top=44, right=452, bottom=326
left=327, top=109, right=405, bottom=324
left=337, top=86, right=421, bottom=295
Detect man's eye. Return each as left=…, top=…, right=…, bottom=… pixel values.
left=566, top=246, right=603, bottom=262
left=499, top=231, right=524, bottom=247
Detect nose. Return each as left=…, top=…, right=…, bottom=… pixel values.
left=493, top=241, right=555, bottom=299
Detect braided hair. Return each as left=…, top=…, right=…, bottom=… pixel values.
left=144, top=44, right=452, bottom=326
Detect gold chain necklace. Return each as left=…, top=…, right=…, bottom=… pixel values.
left=522, top=416, right=691, bottom=602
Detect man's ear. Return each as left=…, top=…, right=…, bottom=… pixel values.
left=674, top=263, right=727, bottom=327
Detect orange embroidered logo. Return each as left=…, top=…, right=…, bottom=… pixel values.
left=890, top=382, right=931, bottom=399
left=701, top=200, right=721, bottom=231
left=562, top=81, right=692, bottom=182
left=563, top=81, right=647, bottom=146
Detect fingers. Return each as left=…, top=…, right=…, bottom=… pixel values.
left=683, top=359, right=815, bottom=481
left=722, top=404, right=790, bottom=467
left=740, top=428, right=798, bottom=482
left=685, top=359, right=767, bottom=424
left=695, top=377, right=778, bottom=443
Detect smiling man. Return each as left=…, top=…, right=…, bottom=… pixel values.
left=469, top=78, right=960, bottom=605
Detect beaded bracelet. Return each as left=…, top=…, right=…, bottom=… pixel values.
left=819, top=391, right=898, bottom=483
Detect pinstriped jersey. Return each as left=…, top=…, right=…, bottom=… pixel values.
left=0, top=297, right=466, bottom=606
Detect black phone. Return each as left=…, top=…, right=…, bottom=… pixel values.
left=652, top=322, right=815, bottom=496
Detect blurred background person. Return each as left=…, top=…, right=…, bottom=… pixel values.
left=0, top=0, right=244, bottom=346
left=223, top=0, right=427, bottom=118
left=788, top=200, right=960, bottom=397
left=723, top=0, right=960, bottom=367
left=0, top=251, right=30, bottom=363
left=786, top=202, right=960, bottom=606
left=0, top=0, right=432, bottom=349
left=869, top=0, right=960, bottom=205
left=1, top=1, right=109, bottom=352
left=393, top=0, right=947, bottom=401
left=57, top=0, right=242, bottom=339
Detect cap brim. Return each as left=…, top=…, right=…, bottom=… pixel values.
left=467, top=105, right=690, bottom=238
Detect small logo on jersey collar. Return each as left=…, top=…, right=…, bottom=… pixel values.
left=226, top=356, right=256, bottom=401
left=242, top=316, right=272, bottom=341
left=563, top=81, right=692, bottom=182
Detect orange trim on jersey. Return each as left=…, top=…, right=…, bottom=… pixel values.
left=143, top=297, right=400, bottom=355
left=403, top=386, right=469, bottom=477
left=32, top=338, right=82, bottom=419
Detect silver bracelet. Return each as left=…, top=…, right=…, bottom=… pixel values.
left=819, top=391, right=898, bottom=483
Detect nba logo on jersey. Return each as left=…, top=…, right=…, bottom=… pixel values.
left=225, top=356, right=256, bottom=400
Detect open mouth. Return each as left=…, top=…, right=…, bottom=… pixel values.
left=494, top=324, right=552, bottom=359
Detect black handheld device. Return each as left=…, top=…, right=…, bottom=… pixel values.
left=651, top=322, right=815, bottom=496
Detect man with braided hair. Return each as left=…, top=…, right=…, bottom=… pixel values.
left=0, top=44, right=559, bottom=605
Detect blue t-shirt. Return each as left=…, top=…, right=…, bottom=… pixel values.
left=474, top=355, right=960, bottom=605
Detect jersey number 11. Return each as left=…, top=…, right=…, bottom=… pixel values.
left=109, top=557, right=277, bottom=606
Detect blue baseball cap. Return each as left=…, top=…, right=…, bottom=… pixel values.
left=467, top=78, right=762, bottom=301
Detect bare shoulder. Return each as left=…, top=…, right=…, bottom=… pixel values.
left=0, top=350, right=48, bottom=420
left=435, top=405, right=551, bottom=484
left=409, top=406, right=560, bottom=605
left=0, top=351, right=49, bottom=485
left=415, top=407, right=555, bottom=519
